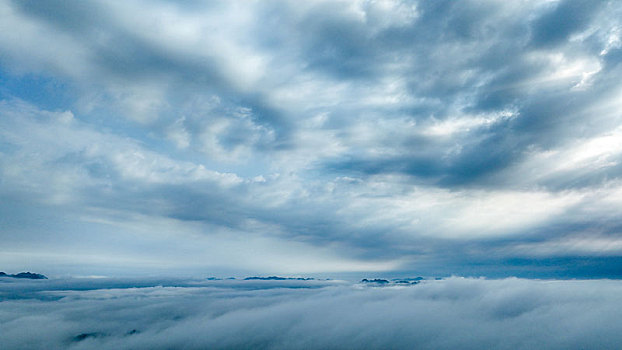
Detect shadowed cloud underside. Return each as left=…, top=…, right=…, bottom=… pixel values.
left=1, top=0, right=622, bottom=278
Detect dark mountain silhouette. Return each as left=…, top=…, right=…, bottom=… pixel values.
left=244, top=276, right=314, bottom=281
left=392, top=277, right=424, bottom=285
left=392, top=277, right=425, bottom=281
left=0, top=271, right=47, bottom=279
left=361, top=278, right=426, bottom=285
left=360, top=278, right=389, bottom=284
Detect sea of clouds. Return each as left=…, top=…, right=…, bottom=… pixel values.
left=2, top=277, right=622, bottom=349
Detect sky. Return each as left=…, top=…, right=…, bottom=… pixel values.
left=1, top=0, right=622, bottom=278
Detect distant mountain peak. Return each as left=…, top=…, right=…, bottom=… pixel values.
left=0, top=271, right=47, bottom=279
left=243, top=276, right=314, bottom=281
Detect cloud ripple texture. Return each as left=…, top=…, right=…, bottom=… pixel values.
left=1, top=277, right=622, bottom=349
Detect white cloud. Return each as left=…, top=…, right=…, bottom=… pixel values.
left=334, top=181, right=583, bottom=239
left=2, top=0, right=622, bottom=277
left=2, top=278, right=622, bottom=349
left=0, top=2, right=92, bottom=77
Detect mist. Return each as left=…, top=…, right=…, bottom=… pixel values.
left=2, top=277, right=621, bottom=349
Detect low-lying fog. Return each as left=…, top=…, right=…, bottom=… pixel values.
left=2, top=277, right=622, bottom=349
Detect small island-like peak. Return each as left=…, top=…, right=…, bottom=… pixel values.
left=0, top=271, right=47, bottom=279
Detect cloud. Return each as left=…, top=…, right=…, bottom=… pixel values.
left=529, top=0, right=601, bottom=48
left=2, top=278, right=622, bottom=349
left=1, top=0, right=622, bottom=277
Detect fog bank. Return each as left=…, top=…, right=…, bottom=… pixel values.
left=2, top=277, right=622, bottom=349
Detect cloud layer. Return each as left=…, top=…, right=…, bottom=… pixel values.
left=1, top=0, right=622, bottom=277
left=2, top=278, right=622, bottom=349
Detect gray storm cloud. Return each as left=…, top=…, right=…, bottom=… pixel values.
left=1, top=0, right=622, bottom=277
left=2, top=278, right=622, bottom=350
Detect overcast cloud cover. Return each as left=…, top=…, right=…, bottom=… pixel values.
left=2, top=0, right=622, bottom=278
